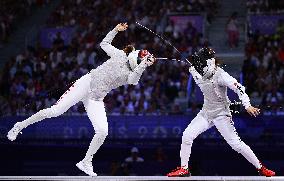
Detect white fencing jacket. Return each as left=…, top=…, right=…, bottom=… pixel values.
left=189, top=66, right=251, bottom=119
left=89, top=28, right=148, bottom=100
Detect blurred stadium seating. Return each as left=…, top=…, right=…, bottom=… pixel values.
left=0, top=0, right=219, bottom=116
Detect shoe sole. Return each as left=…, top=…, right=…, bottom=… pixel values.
left=167, top=173, right=191, bottom=177
left=180, top=173, right=191, bottom=177
left=258, top=173, right=275, bottom=177
left=258, top=170, right=276, bottom=177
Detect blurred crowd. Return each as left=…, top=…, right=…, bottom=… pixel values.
left=45, top=0, right=218, bottom=28
left=0, top=0, right=218, bottom=116
left=0, top=0, right=49, bottom=47
left=243, top=20, right=284, bottom=115
left=1, top=0, right=283, bottom=116
left=247, top=0, right=284, bottom=14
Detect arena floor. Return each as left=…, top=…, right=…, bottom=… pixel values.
left=0, top=176, right=283, bottom=181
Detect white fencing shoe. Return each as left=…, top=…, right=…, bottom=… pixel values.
left=76, top=161, right=97, bottom=177
left=7, top=122, right=23, bottom=141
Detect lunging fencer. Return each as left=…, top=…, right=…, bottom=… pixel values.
left=7, top=23, right=156, bottom=176
left=167, top=47, right=275, bottom=177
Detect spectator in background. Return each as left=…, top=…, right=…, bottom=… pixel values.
left=187, top=102, right=200, bottom=115
left=276, top=20, right=284, bottom=39
left=0, top=17, right=6, bottom=46
left=226, top=12, right=239, bottom=49
left=153, top=147, right=167, bottom=162
left=277, top=41, right=284, bottom=65
left=170, top=103, right=183, bottom=115
left=263, top=86, right=283, bottom=112
left=110, top=161, right=130, bottom=176
left=124, top=147, right=144, bottom=163
left=52, top=31, right=65, bottom=51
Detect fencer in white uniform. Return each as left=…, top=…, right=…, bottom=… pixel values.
left=7, top=23, right=155, bottom=176
left=167, top=47, right=275, bottom=177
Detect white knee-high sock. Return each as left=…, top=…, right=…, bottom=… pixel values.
left=238, top=142, right=261, bottom=169
left=83, top=132, right=107, bottom=164
left=180, top=141, right=193, bottom=169
left=180, top=114, right=211, bottom=169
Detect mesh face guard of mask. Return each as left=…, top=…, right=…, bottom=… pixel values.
left=191, top=47, right=216, bottom=77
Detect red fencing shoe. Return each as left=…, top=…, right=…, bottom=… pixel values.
left=258, top=165, right=275, bottom=177
left=167, top=166, right=191, bottom=177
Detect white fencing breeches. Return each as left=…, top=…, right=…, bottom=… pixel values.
left=20, top=73, right=92, bottom=126
left=18, top=73, right=108, bottom=164
left=180, top=114, right=261, bottom=169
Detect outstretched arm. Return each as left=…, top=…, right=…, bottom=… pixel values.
left=127, top=56, right=155, bottom=85
left=218, top=70, right=260, bottom=117
left=188, top=66, right=202, bottom=84
left=100, top=23, right=128, bottom=57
